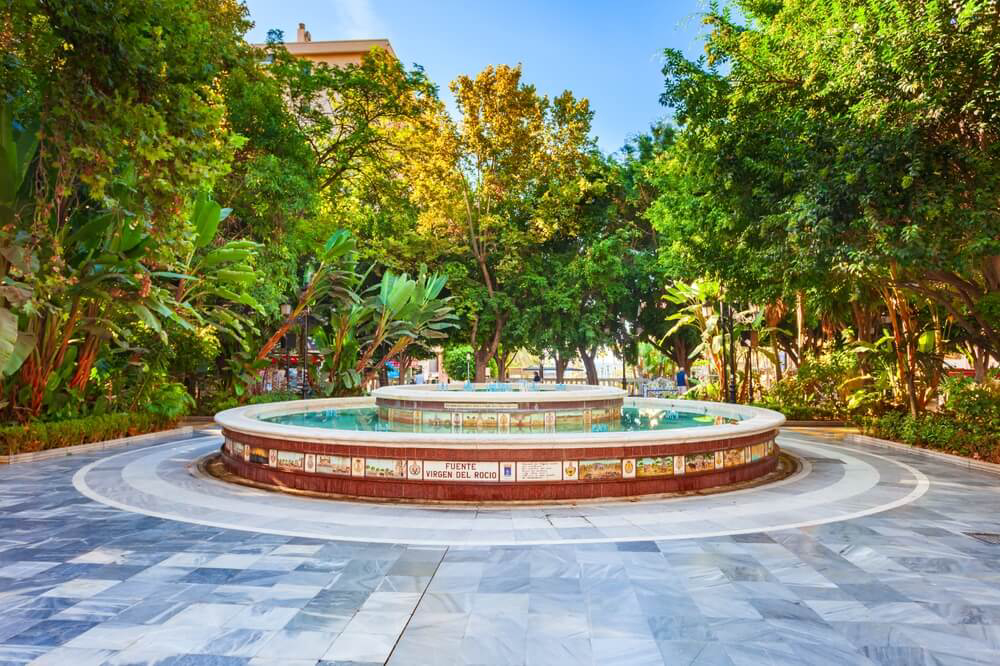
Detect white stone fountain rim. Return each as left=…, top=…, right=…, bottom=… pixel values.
left=215, top=397, right=785, bottom=449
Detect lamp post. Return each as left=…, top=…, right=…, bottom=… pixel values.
left=741, top=331, right=753, bottom=403
left=720, top=302, right=737, bottom=404
left=301, top=304, right=309, bottom=400
left=465, top=351, right=471, bottom=383
left=280, top=303, right=291, bottom=392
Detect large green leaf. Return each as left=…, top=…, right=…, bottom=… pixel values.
left=66, top=213, right=114, bottom=250
left=2, top=330, right=35, bottom=376
left=198, top=247, right=254, bottom=268
left=192, top=192, right=225, bottom=248
left=130, top=304, right=163, bottom=336
left=0, top=103, right=39, bottom=206
left=0, top=307, right=17, bottom=370
left=215, top=268, right=257, bottom=285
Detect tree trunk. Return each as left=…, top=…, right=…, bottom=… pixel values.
left=473, top=349, right=488, bottom=382
left=578, top=346, right=599, bottom=385
left=671, top=335, right=692, bottom=378
left=771, top=335, right=783, bottom=383
left=795, top=290, right=807, bottom=364
left=68, top=332, right=101, bottom=392
left=471, top=316, right=505, bottom=383
left=555, top=352, right=569, bottom=382
left=398, top=354, right=412, bottom=384
left=257, top=288, right=313, bottom=361
left=495, top=348, right=510, bottom=381
left=882, top=287, right=919, bottom=417
left=967, top=342, right=989, bottom=383
left=743, top=347, right=753, bottom=402
left=850, top=300, right=873, bottom=377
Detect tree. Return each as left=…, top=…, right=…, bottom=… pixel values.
left=0, top=0, right=260, bottom=419
left=218, top=33, right=443, bottom=342
left=648, top=0, right=1000, bottom=413
left=409, top=65, right=595, bottom=381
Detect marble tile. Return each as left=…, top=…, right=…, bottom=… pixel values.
left=252, top=629, right=337, bottom=660
left=40, top=578, right=119, bottom=599
left=224, top=605, right=298, bottom=631
left=64, top=622, right=148, bottom=650
left=26, top=646, right=114, bottom=665
left=164, top=603, right=249, bottom=627
left=657, top=640, right=735, bottom=666
left=199, top=628, right=273, bottom=657
left=322, top=631, right=398, bottom=663
left=591, top=637, right=664, bottom=665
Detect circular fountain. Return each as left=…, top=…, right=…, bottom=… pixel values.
left=214, top=383, right=784, bottom=501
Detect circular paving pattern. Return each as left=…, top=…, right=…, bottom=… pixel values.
left=72, top=431, right=929, bottom=546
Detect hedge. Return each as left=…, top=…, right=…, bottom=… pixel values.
left=856, top=411, right=1000, bottom=464
left=0, top=413, right=177, bottom=456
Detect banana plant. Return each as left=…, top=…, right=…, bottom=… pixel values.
left=166, top=191, right=263, bottom=345
left=316, top=266, right=456, bottom=396
left=0, top=103, right=39, bottom=381
left=255, top=229, right=359, bottom=361
left=662, top=279, right=725, bottom=381
left=353, top=267, right=456, bottom=386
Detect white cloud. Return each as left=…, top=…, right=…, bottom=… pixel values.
left=330, top=0, right=387, bottom=39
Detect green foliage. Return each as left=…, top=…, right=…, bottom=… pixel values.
left=317, top=264, right=457, bottom=395
left=0, top=0, right=266, bottom=420
left=941, top=375, right=1000, bottom=433
left=146, top=382, right=195, bottom=421
left=5, top=0, right=249, bottom=221
left=408, top=64, right=597, bottom=379
left=443, top=345, right=496, bottom=382
left=858, top=410, right=999, bottom=463
left=857, top=372, right=1000, bottom=461
left=202, top=389, right=300, bottom=415
left=648, top=0, right=1000, bottom=414
left=0, top=412, right=176, bottom=456
left=755, top=351, right=864, bottom=420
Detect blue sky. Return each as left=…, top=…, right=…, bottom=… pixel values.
left=242, top=0, right=712, bottom=155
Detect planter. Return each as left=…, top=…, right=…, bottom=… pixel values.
left=0, top=426, right=194, bottom=464
left=844, top=433, right=1000, bottom=476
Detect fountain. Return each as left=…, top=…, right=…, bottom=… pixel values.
left=214, top=383, right=784, bottom=501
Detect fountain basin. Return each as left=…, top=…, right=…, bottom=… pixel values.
left=214, top=388, right=784, bottom=502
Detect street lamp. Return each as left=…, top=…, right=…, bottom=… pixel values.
left=280, top=303, right=291, bottom=392
left=721, top=302, right=737, bottom=404
left=741, top=331, right=754, bottom=402
left=465, top=351, right=472, bottom=383
left=300, top=300, right=311, bottom=400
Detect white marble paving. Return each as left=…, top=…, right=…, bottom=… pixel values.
left=71, top=432, right=930, bottom=546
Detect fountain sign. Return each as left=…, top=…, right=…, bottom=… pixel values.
left=423, top=461, right=500, bottom=482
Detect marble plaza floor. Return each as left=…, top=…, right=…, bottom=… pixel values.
left=0, top=430, right=999, bottom=665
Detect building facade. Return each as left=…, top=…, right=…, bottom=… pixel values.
left=260, top=23, right=395, bottom=67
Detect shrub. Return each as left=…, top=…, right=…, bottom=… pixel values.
left=201, top=390, right=300, bottom=415
left=755, top=351, right=864, bottom=420
left=147, top=382, right=196, bottom=421
left=442, top=345, right=497, bottom=381
left=942, top=376, right=1000, bottom=432
left=0, top=412, right=176, bottom=456
left=857, top=411, right=999, bottom=463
